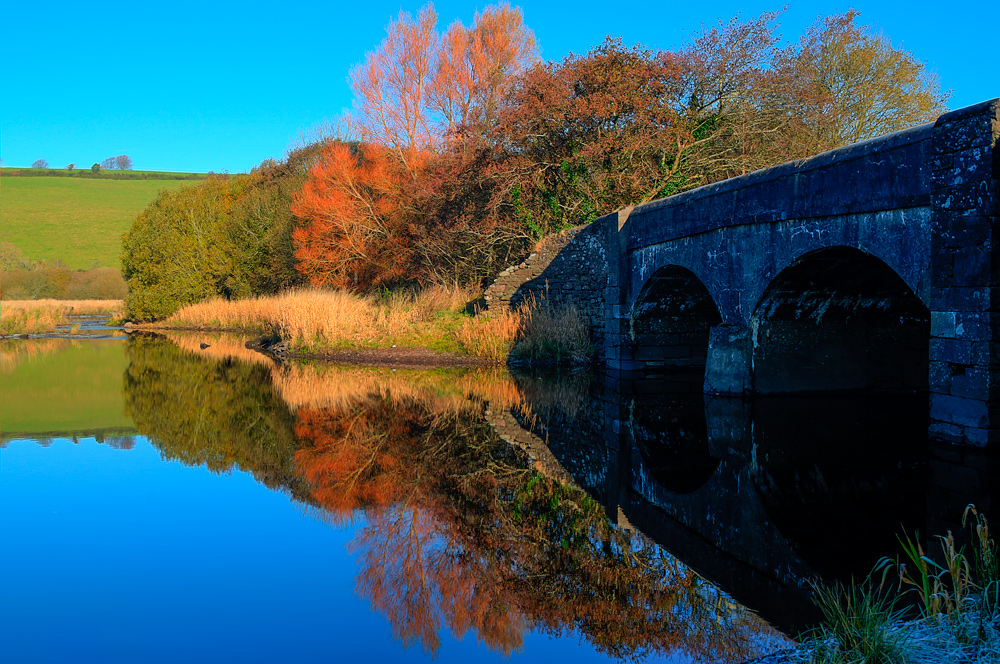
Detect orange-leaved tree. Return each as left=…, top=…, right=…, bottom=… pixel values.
left=350, top=3, right=538, bottom=160
left=291, top=142, right=416, bottom=290
left=429, top=3, right=538, bottom=141
left=350, top=5, right=438, bottom=177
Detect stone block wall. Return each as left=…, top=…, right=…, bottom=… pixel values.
left=928, top=99, right=1000, bottom=446
left=483, top=223, right=610, bottom=351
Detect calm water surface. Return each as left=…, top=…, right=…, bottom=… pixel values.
left=4, top=334, right=995, bottom=662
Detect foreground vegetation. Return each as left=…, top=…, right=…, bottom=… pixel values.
left=803, top=507, right=1000, bottom=663
left=0, top=300, right=123, bottom=336
left=142, top=287, right=591, bottom=364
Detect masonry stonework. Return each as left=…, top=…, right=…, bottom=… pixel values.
left=483, top=98, right=1000, bottom=448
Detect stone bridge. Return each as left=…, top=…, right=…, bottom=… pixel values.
left=487, top=99, right=1000, bottom=447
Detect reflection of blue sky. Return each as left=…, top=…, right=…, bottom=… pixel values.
left=0, top=437, right=680, bottom=663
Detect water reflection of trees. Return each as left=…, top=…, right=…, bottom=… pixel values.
left=294, top=390, right=778, bottom=662
left=123, top=334, right=311, bottom=502
left=122, top=335, right=780, bottom=662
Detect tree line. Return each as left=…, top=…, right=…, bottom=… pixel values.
left=121, top=5, right=948, bottom=321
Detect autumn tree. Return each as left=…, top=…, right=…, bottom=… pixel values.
left=115, top=154, right=133, bottom=170
left=31, top=159, right=48, bottom=168
left=291, top=141, right=415, bottom=290
left=350, top=5, right=438, bottom=176
left=429, top=3, right=538, bottom=141
left=347, top=3, right=537, bottom=167
left=778, top=10, right=950, bottom=156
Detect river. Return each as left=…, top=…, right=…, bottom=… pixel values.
left=2, top=332, right=995, bottom=663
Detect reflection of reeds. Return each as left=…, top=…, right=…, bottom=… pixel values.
left=153, top=332, right=540, bottom=420
left=0, top=338, right=73, bottom=373
left=158, top=331, right=276, bottom=367
left=272, top=363, right=533, bottom=420
left=510, top=371, right=590, bottom=419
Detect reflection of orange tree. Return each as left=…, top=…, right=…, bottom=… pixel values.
left=293, top=392, right=783, bottom=662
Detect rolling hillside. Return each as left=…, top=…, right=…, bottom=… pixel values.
left=1, top=171, right=205, bottom=269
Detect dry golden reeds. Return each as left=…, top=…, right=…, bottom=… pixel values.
left=1, top=299, right=123, bottom=315
left=1, top=299, right=123, bottom=336
left=456, top=307, right=525, bottom=363
left=150, top=285, right=592, bottom=365
left=511, top=300, right=593, bottom=365
left=153, top=286, right=491, bottom=354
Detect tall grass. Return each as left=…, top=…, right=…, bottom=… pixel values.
left=456, top=298, right=594, bottom=365
left=806, top=577, right=910, bottom=664
left=456, top=307, right=525, bottom=363
left=0, top=300, right=122, bottom=335
left=511, top=300, right=593, bottom=365
left=152, top=286, right=594, bottom=364
left=805, top=507, right=1000, bottom=663
left=153, top=286, right=478, bottom=353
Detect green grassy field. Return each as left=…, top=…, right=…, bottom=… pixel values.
left=1, top=175, right=195, bottom=269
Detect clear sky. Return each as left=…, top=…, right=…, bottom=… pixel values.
left=2, top=0, right=991, bottom=173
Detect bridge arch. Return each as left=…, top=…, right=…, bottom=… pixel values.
left=628, top=265, right=722, bottom=373
left=750, top=246, right=930, bottom=394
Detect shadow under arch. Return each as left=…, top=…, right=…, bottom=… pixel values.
left=751, top=246, right=930, bottom=394
left=629, top=265, right=723, bottom=375
left=627, top=266, right=723, bottom=494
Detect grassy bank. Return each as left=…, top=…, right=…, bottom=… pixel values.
left=141, top=287, right=591, bottom=364
left=0, top=176, right=193, bottom=269
left=1, top=300, right=123, bottom=336
left=803, top=507, right=1000, bottom=663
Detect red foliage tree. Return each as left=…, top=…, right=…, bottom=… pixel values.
left=290, top=142, right=417, bottom=290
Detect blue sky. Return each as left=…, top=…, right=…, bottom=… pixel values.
left=1, top=1, right=991, bottom=173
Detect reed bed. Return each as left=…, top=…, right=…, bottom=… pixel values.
left=153, top=286, right=594, bottom=364
left=153, top=286, right=478, bottom=353
left=2, top=299, right=123, bottom=315
left=458, top=297, right=594, bottom=365
left=456, top=306, right=525, bottom=363
left=0, top=306, right=68, bottom=335
left=513, top=302, right=593, bottom=365
left=1, top=299, right=123, bottom=336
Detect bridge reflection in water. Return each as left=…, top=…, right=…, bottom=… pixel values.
left=111, top=334, right=1000, bottom=655
left=513, top=367, right=1000, bottom=635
